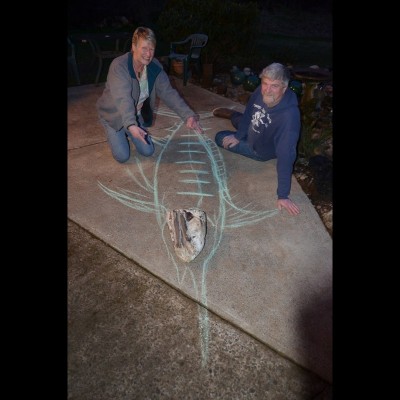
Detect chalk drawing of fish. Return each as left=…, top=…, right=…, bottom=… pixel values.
left=98, top=105, right=279, bottom=365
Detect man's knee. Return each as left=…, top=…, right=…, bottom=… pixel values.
left=230, top=112, right=242, bottom=129
left=215, top=131, right=233, bottom=147
left=215, top=131, right=224, bottom=147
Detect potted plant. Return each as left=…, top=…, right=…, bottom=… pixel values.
left=171, top=59, right=184, bottom=76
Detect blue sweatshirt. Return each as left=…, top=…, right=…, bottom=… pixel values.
left=235, top=87, right=300, bottom=199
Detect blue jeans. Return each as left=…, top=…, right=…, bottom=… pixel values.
left=99, top=114, right=155, bottom=163
left=215, top=111, right=266, bottom=162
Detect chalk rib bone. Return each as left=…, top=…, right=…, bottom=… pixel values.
left=166, top=208, right=207, bottom=262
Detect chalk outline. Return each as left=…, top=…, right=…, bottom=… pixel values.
left=98, top=105, right=279, bottom=365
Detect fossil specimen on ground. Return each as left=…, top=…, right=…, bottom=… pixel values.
left=166, top=208, right=207, bottom=262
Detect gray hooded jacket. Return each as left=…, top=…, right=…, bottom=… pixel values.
left=96, top=52, right=196, bottom=131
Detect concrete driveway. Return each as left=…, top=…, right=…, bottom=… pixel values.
left=68, top=77, right=332, bottom=392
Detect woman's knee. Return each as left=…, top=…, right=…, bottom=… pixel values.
left=106, top=129, right=130, bottom=162
left=133, top=136, right=155, bottom=157
left=138, top=145, right=155, bottom=157
left=112, top=149, right=130, bottom=163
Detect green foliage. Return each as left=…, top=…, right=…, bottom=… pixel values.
left=297, top=96, right=332, bottom=159
left=157, top=0, right=260, bottom=67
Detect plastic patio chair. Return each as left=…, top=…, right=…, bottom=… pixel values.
left=68, top=37, right=80, bottom=85
left=167, top=34, right=208, bottom=86
left=86, top=34, right=131, bottom=85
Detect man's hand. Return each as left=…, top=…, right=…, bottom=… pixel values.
left=222, top=134, right=239, bottom=149
left=277, top=198, right=300, bottom=216
left=186, top=116, right=204, bottom=134
left=128, top=125, right=149, bottom=145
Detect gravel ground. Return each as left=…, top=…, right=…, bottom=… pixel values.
left=293, top=160, right=332, bottom=237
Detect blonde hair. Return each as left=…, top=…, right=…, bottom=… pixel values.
left=132, top=26, right=156, bottom=46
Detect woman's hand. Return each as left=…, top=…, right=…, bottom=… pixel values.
left=186, top=116, right=204, bottom=134
left=128, top=125, right=149, bottom=145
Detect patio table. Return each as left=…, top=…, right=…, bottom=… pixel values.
left=292, top=67, right=332, bottom=104
left=70, top=32, right=132, bottom=84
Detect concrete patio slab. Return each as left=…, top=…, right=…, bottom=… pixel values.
left=68, top=78, right=332, bottom=382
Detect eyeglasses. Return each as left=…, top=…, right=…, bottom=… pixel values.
left=262, top=82, right=285, bottom=90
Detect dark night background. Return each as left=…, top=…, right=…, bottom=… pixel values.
left=65, top=3, right=379, bottom=397
left=68, top=0, right=332, bottom=30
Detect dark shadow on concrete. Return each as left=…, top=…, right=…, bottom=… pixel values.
left=298, top=281, right=332, bottom=391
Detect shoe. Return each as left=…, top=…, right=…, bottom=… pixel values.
left=212, top=107, right=235, bottom=119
